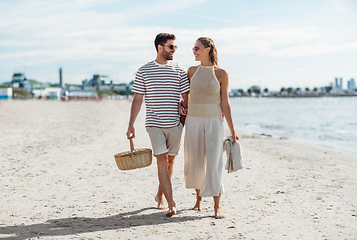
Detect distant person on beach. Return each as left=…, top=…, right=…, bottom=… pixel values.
left=179, top=37, right=239, bottom=219
left=126, top=33, right=190, bottom=217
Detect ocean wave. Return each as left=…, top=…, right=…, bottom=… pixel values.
left=244, top=124, right=261, bottom=129
left=335, top=129, right=357, bottom=136
left=263, top=125, right=283, bottom=129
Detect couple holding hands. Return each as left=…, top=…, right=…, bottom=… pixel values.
left=126, top=33, right=238, bottom=219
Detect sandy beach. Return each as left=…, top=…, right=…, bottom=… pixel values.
left=0, top=99, right=356, bottom=240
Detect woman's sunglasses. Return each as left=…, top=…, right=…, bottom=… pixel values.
left=192, top=45, right=206, bottom=51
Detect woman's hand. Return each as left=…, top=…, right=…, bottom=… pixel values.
left=231, top=130, right=239, bottom=143
left=179, top=103, right=187, bottom=115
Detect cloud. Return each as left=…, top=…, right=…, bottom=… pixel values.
left=1, top=0, right=357, bottom=87
left=1, top=1, right=356, bottom=63
left=184, top=13, right=232, bottom=23
left=175, top=27, right=357, bottom=58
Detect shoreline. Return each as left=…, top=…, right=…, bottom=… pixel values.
left=1, top=100, right=356, bottom=239
left=2, top=97, right=356, bottom=157
left=231, top=94, right=357, bottom=98
left=229, top=92, right=357, bottom=98
left=234, top=129, right=357, bottom=157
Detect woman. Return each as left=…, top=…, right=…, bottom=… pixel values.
left=180, top=37, right=239, bottom=219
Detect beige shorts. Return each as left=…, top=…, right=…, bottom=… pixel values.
left=146, top=123, right=183, bottom=156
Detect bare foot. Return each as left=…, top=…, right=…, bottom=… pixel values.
left=214, top=207, right=225, bottom=219
left=165, top=206, right=176, bottom=217
left=192, top=198, right=202, bottom=211
left=155, top=195, right=167, bottom=209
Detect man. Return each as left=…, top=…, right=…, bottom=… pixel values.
left=126, top=33, right=190, bottom=217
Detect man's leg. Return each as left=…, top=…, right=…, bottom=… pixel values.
left=156, top=153, right=176, bottom=216
left=155, top=155, right=175, bottom=209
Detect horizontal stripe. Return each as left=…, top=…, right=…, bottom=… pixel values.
left=132, top=60, right=189, bottom=128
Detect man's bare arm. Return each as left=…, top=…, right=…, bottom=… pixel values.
left=126, top=93, right=144, bottom=139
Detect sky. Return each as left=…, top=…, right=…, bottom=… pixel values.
left=1, top=0, right=357, bottom=91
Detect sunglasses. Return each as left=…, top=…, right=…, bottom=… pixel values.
left=165, top=44, right=178, bottom=50
left=192, top=45, right=206, bottom=51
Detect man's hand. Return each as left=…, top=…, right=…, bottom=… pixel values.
left=126, top=125, right=135, bottom=139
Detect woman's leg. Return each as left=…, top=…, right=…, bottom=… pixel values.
left=213, top=194, right=225, bottom=219
left=192, top=189, right=203, bottom=211
left=184, top=116, right=206, bottom=189
left=199, top=118, right=224, bottom=197
left=184, top=116, right=206, bottom=210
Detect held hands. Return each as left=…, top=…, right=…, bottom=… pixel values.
left=126, top=125, right=135, bottom=139
left=178, top=103, right=187, bottom=116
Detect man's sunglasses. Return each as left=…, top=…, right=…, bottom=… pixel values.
left=163, top=44, right=178, bottom=50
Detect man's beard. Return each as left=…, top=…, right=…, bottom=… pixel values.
left=162, top=49, right=173, bottom=61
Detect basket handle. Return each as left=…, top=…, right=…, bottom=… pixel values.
left=129, top=137, right=134, bottom=156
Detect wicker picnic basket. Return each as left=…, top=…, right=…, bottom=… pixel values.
left=114, top=137, right=152, bottom=170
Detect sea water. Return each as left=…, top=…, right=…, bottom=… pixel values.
left=230, top=97, right=357, bottom=156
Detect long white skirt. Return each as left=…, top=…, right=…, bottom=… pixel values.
left=184, top=116, right=224, bottom=197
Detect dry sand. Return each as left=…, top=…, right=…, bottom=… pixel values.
left=0, top=99, right=356, bottom=240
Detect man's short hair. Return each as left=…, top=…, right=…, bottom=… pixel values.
left=154, top=33, right=176, bottom=51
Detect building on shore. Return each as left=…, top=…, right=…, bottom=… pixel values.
left=59, top=68, right=64, bottom=88
left=81, top=74, right=130, bottom=95
left=0, top=88, right=12, bottom=99
left=348, top=78, right=355, bottom=92
left=32, top=88, right=62, bottom=99
left=332, top=77, right=345, bottom=94
left=11, top=73, right=32, bottom=91
left=1, top=69, right=135, bottom=100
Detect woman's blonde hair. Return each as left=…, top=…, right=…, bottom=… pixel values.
left=197, top=37, right=218, bottom=66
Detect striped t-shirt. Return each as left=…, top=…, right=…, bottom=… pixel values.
left=132, top=60, right=190, bottom=128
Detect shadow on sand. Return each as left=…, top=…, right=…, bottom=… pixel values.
left=0, top=207, right=208, bottom=240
